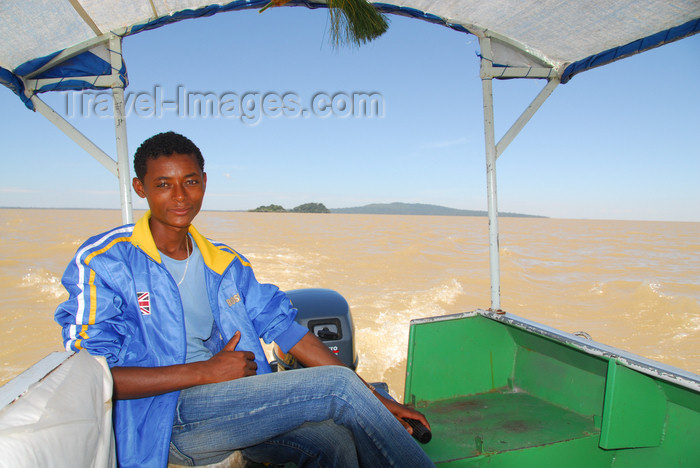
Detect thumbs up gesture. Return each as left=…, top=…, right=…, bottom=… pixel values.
left=203, top=331, right=258, bottom=382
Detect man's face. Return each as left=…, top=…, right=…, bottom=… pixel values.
left=132, top=152, right=207, bottom=232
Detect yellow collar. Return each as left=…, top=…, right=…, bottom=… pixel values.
left=130, top=211, right=240, bottom=275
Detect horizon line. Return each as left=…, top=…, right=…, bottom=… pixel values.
left=0, top=206, right=697, bottom=224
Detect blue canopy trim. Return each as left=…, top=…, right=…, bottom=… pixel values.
left=0, top=66, right=32, bottom=108
left=373, top=3, right=471, bottom=35
left=127, top=0, right=270, bottom=36
left=8, top=48, right=127, bottom=111
left=562, top=17, right=700, bottom=84
left=16, top=51, right=111, bottom=80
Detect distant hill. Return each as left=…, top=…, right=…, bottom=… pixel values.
left=330, top=202, right=546, bottom=218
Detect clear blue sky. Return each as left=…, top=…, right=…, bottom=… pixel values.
left=1, top=8, right=699, bottom=221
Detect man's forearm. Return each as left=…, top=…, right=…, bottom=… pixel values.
left=287, top=332, right=346, bottom=367
left=111, top=362, right=210, bottom=399
left=288, top=333, right=378, bottom=393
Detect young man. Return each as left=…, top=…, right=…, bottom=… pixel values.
left=55, top=132, right=434, bottom=468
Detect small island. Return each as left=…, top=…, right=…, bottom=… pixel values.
left=249, top=202, right=330, bottom=213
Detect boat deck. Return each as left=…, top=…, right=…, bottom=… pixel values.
left=405, top=312, right=700, bottom=466
left=420, top=389, right=599, bottom=466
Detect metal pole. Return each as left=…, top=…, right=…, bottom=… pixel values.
left=481, top=77, right=501, bottom=311
left=112, top=86, right=133, bottom=224
left=109, top=36, right=133, bottom=224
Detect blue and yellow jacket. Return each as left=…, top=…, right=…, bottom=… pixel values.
left=54, top=212, right=307, bottom=467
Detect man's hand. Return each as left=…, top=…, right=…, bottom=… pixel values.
left=202, top=331, right=257, bottom=381
left=372, top=391, right=431, bottom=434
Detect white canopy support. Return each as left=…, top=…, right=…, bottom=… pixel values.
left=496, top=78, right=559, bottom=160
left=478, top=37, right=560, bottom=311
left=24, top=33, right=133, bottom=224
left=30, top=95, right=118, bottom=177
left=481, top=75, right=501, bottom=311
left=109, top=35, right=133, bottom=225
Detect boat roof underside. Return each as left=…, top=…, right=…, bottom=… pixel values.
left=2, top=0, right=699, bottom=107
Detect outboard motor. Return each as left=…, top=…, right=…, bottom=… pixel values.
left=273, top=288, right=358, bottom=371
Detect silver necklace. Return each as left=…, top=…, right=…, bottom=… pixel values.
left=177, top=236, right=190, bottom=286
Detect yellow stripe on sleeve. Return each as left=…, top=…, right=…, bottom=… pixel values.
left=77, top=237, right=131, bottom=345
left=74, top=324, right=89, bottom=350
left=89, top=269, right=97, bottom=325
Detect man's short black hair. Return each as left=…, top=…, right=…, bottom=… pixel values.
left=133, top=132, right=205, bottom=181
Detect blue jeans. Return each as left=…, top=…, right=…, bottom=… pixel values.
left=240, top=420, right=359, bottom=467
left=168, top=366, right=435, bottom=467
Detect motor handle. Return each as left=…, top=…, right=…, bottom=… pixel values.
left=403, top=417, right=432, bottom=444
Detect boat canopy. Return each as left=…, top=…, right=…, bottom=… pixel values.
left=1, top=0, right=698, bottom=310
left=2, top=0, right=699, bottom=108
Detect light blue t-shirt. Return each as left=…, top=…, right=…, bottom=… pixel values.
left=160, top=236, right=215, bottom=363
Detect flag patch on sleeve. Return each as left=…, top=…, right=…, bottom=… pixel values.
left=137, top=292, right=151, bottom=315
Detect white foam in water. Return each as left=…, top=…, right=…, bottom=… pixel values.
left=648, top=281, right=667, bottom=297
left=20, top=269, right=65, bottom=300
left=689, top=316, right=700, bottom=332
left=356, top=279, right=466, bottom=396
